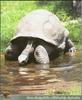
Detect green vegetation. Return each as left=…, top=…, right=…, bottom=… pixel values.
left=66, top=85, right=81, bottom=95
left=1, top=1, right=81, bottom=51
left=45, top=85, right=81, bottom=95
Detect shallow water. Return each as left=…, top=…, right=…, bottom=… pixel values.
left=0, top=50, right=81, bottom=96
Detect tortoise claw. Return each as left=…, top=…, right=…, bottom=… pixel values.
left=69, top=47, right=76, bottom=53
left=69, top=47, right=76, bottom=56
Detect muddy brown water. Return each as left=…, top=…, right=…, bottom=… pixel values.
left=0, top=50, right=81, bottom=96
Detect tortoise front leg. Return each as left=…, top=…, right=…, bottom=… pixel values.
left=58, top=37, right=66, bottom=50
left=18, top=41, right=34, bottom=65
left=34, top=45, right=49, bottom=64
left=58, top=29, right=69, bottom=50
left=64, top=38, right=76, bottom=54
left=67, top=39, right=76, bottom=53
left=5, top=44, right=19, bottom=60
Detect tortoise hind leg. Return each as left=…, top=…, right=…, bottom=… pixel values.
left=5, top=44, right=19, bottom=60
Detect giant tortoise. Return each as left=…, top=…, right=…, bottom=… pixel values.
left=5, top=9, right=76, bottom=65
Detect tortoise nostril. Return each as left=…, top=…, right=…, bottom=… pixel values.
left=19, top=61, right=27, bottom=66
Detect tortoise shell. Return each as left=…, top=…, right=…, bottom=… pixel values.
left=11, top=9, right=69, bottom=47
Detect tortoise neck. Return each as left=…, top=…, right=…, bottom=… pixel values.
left=22, top=41, right=34, bottom=55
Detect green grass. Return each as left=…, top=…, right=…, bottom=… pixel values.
left=45, top=85, right=81, bottom=95
left=1, top=1, right=54, bottom=51
left=65, top=19, right=81, bottom=42
left=1, top=1, right=81, bottom=51
left=66, top=85, right=81, bottom=95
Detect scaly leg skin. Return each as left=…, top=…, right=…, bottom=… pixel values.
left=34, top=45, right=49, bottom=64
left=5, top=44, right=19, bottom=60
left=18, top=41, right=34, bottom=65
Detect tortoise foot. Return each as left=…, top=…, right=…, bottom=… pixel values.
left=5, top=45, right=16, bottom=60
left=5, top=45, right=19, bottom=60
left=69, top=47, right=76, bottom=53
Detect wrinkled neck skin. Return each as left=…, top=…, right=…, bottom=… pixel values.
left=18, top=41, right=34, bottom=64
left=22, top=42, right=34, bottom=55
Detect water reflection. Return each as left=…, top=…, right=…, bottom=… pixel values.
left=0, top=50, right=81, bottom=95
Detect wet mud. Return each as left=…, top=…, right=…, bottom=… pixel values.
left=0, top=50, right=81, bottom=96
